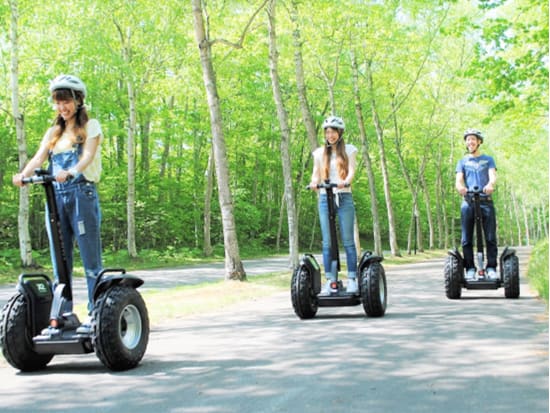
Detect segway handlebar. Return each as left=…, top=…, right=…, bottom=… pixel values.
left=306, top=181, right=350, bottom=190
left=21, top=169, right=56, bottom=185
left=466, top=186, right=484, bottom=195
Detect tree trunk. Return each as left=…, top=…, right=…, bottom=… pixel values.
left=420, top=174, right=435, bottom=249
left=203, top=146, right=214, bottom=257
left=117, top=24, right=138, bottom=259
left=140, top=113, right=151, bottom=181
left=350, top=50, right=382, bottom=256
left=9, top=0, right=33, bottom=267
left=267, top=0, right=299, bottom=268
left=159, top=96, right=174, bottom=179
left=276, top=192, right=285, bottom=252
left=510, top=190, right=522, bottom=246
left=435, top=144, right=447, bottom=249
left=192, top=0, right=245, bottom=280
left=290, top=0, right=318, bottom=153
left=521, top=203, right=530, bottom=246
left=366, top=61, right=401, bottom=257
left=126, top=76, right=138, bottom=258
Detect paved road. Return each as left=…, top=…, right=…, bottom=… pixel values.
left=0, top=247, right=548, bottom=413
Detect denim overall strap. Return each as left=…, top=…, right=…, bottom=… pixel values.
left=48, top=142, right=84, bottom=182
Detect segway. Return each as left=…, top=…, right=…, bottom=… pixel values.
left=291, top=180, right=387, bottom=319
left=445, top=186, right=520, bottom=299
left=0, top=169, right=149, bottom=371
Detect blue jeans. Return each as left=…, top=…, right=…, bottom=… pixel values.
left=46, top=150, right=103, bottom=313
left=318, top=192, right=357, bottom=280
left=460, top=199, right=497, bottom=270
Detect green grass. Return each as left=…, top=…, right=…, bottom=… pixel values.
left=526, top=238, right=549, bottom=306
left=136, top=271, right=291, bottom=327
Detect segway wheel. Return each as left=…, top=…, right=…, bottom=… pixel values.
left=0, top=293, right=53, bottom=371
left=360, top=261, right=387, bottom=317
left=503, top=254, right=520, bottom=299
left=93, top=286, right=149, bottom=371
left=444, top=255, right=462, bottom=299
left=291, top=266, right=318, bottom=319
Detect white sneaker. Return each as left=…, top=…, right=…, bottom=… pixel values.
left=320, top=280, right=337, bottom=295
left=465, top=268, right=476, bottom=280
left=346, top=278, right=358, bottom=294
left=486, top=268, right=498, bottom=280
left=76, top=316, right=93, bottom=335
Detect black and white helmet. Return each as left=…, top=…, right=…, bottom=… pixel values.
left=323, top=116, right=345, bottom=131
left=463, top=128, right=484, bottom=143
left=49, top=74, right=87, bottom=98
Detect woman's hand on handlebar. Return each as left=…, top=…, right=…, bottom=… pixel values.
left=55, top=170, right=73, bottom=183
left=337, top=180, right=350, bottom=189
left=308, top=181, right=319, bottom=191
left=12, top=173, right=26, bottom=187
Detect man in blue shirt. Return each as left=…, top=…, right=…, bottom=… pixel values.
left=455, top=129, right=498, bottom=280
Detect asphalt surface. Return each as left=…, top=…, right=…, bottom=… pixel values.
left=0, top=247, right=548, bottom=413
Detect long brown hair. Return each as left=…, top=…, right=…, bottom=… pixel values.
left=49, top=89, right=89, bottom=150
left=322, top=130, right=348, bottom=180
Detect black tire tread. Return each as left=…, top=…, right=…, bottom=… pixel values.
left=0, top=293, right=53, bottom=371
left=503, top=255, right=520, bottom=299
left=93, top=286, right=149, bottom=371
left=361, top=262, right=387, bottom=317
left=291, top=267, right=318, bottom=319
left=444, top=255, right=462, bottom=299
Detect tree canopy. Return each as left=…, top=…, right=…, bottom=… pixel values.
left=0, top=0, right=547, bottom=265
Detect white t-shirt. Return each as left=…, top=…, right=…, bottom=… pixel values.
left=312, top=144, right=357, bottom=194
left=45, top=119, right=102, bottom=182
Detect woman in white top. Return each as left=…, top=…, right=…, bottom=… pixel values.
left=13, top=75, right=103, bottom=330
left=309, top=116, right=358, bottom=295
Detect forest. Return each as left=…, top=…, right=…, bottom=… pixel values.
left=0, top=0, right=548, bottom=279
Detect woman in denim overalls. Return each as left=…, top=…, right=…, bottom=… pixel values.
left=13, top=75, right=103, bottom=330
left=309, top=116, right=358, bottom=295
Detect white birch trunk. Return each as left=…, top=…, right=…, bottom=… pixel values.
left=267, top=0, right=299, bottom=268
left=192, top=0, right=245, bottom=280
left=9, top=0, right=33, bottom=266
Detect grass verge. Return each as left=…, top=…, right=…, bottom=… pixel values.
left=526, top=238, right=549, bottom=307
left=71, top=272, right=292, bottom=326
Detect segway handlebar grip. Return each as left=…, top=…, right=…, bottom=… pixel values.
left=21, top=168, right=55, bottom=185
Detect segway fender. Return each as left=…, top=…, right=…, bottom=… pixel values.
left=15, top=274, right=53, bottom=336
left=447, top=248, right=463, bottom=262
left=299, top=254, right=321, bottom=294
left=499, top=246, right=516, bottom=268
left=93, top=268, right=144, bottom=302
left=358, top=251, right=383, bottom=273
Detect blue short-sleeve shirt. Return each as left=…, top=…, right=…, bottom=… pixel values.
left=456, top=154, right=496, bottom=192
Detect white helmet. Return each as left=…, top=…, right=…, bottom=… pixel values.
left=49, top=74, right=87, bottom=98
left=322, top=116, right=345, bottom=131
left=463, top=128, right=484, bottom=143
